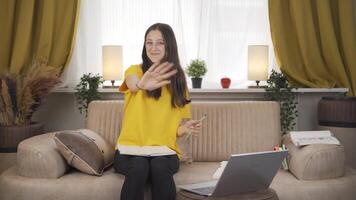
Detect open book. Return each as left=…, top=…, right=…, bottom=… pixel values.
left=290, top=130, right=340, bottom=147
left=117, top=145, right=176, bottom=156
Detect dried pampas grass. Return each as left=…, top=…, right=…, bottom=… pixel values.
left=0, top=58, right=61, bottom=126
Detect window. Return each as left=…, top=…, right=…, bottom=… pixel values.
left=63, top=0, right=274, bottom=88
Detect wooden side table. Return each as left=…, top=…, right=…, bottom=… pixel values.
left=177, top=188, right=279, bottom=200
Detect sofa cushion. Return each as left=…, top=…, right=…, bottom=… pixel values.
left=54, top=129, right=114, bottom=176
left=2, top=164, right=356, bottom=200
left=271, top=168, right=356, bottom=200
left=189, top=101, right=281, bottom=161
left=78, top=129, right=115, bottom=167
left=283, top=134, right=345, bottom=180
left=0, top=167, right=124, bottom=200
left=86, top=100, right=193, bottom=163
left=17, top=132, right=69, bottom=178
left=174, top=162, right=220, bottom=185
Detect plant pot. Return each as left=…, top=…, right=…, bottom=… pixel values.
left=318, top=96, right=356, bottom=127
left=191, top=77, right=202, bottom=88
left=0, top=122, right=44, bottom=153
left=318, top=97, right=356, bottom=169
left=220, top=77, right=231, bottom=89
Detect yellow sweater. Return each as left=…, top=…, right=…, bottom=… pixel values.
left=117, top=65, right=191, bottom=158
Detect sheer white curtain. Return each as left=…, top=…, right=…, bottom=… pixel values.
left=101, top=0, right=189, bottom=78
left=197, top=0, right=275, bottom=88
left=60, top=0, right=102, bottom=87
left=61, top=0, right=274, bottom=88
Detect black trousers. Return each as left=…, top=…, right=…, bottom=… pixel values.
left=114, top=151, right=180, bottom=200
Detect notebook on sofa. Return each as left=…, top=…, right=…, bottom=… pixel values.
left=116, top=145, right=176, bottom=156
left=179, top=150, right=288, bottom=197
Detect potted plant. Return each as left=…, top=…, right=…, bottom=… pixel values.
left=185, top=59, right=207, bottom=88
left=264, top=70, right=298, bottom=135
left=0, top=58, right=61, bottom=152
left=75, top=73, right=103, bottom=117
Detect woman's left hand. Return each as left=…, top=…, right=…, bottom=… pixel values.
left=138, top=62, right=177, bottom=91
left=184, top=120, right=201, bottom=136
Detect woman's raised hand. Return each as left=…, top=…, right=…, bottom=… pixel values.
left=138, top=62, right=177, bottom=91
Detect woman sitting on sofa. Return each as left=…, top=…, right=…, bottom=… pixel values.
left=114, top=23, right=202, bottom=200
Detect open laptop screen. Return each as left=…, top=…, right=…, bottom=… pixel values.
left=180, top=150, right=288, bottom=197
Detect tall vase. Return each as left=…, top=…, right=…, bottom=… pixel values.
left=191, top=77, right=202, bottom=88
left=0, top=122, right=44, bottom=153
left=0, top=122, right=44, bottom=173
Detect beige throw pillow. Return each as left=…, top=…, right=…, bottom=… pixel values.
left=54, top=129, right=114, bottom=176
left=283, top=134, right=345, bottom=180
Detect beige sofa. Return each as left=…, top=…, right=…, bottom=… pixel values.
left=1, top=100, right=356, bottom=200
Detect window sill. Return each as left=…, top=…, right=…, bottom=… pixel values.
left=53, top=87, right=348, bottom=94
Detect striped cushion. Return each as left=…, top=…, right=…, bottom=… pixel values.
left=87, top=100, right=193, bottom=162
left=54, top=129, right=114, bottom=176
left=86, top=100, right=281, bottom=162
left=190, top=101, right=281, bottom=161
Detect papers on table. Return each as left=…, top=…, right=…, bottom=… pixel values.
left=290, top=130, right=340, bottom=147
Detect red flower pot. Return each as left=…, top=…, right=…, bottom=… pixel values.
left=220, top=77, right=231, bottom=89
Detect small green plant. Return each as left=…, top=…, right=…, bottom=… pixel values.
left=185, top=59, right=207, bottom=78
left=265, top=70, right=298, bottom=135
left=75, top=73, right=103, bottom=116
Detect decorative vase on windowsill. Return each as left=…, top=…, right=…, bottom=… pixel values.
left=185, top=59, right=207, bottom=89
left=0, top=58, right=61, bottom=153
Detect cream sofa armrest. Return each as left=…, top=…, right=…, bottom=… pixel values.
left=17, top=132, right=69, bottom=178
left=282, top=134, right=345, bottom=180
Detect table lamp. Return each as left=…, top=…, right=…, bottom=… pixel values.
left=102, top=45, right=123, bottom=88
left=248, top=45, right=268, bottom=88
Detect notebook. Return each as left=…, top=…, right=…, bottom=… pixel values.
left=179, top=150, right=288, bottom=197
left=117, top=145, right=176, bottom=156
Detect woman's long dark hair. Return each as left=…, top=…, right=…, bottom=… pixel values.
left=142, top=23, right=190, bottom=107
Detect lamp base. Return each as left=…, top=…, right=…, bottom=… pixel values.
left=248, top=85, right=267, bottom=88
left=103, top=80, right=119, bottom=88
left=248, top=80, right=267, bottom=88
left=103, top=85, right=119, bottom=88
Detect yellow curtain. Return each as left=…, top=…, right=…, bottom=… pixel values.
left=269, top=0, right=356, bottom=96
left=0, top=0, right=80, bottom=75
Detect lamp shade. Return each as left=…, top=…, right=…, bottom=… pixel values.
left=102, top=45, right=123, bottom=81
left=248, top=45, right=268, bottom=81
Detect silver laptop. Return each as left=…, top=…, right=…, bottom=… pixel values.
left=179, top=150, right=288, bottom=197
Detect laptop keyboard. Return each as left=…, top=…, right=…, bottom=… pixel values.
left=193, top=186, right=215, bottom=195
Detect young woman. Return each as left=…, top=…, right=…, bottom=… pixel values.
left=114, top=23, right=201, bottom=200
